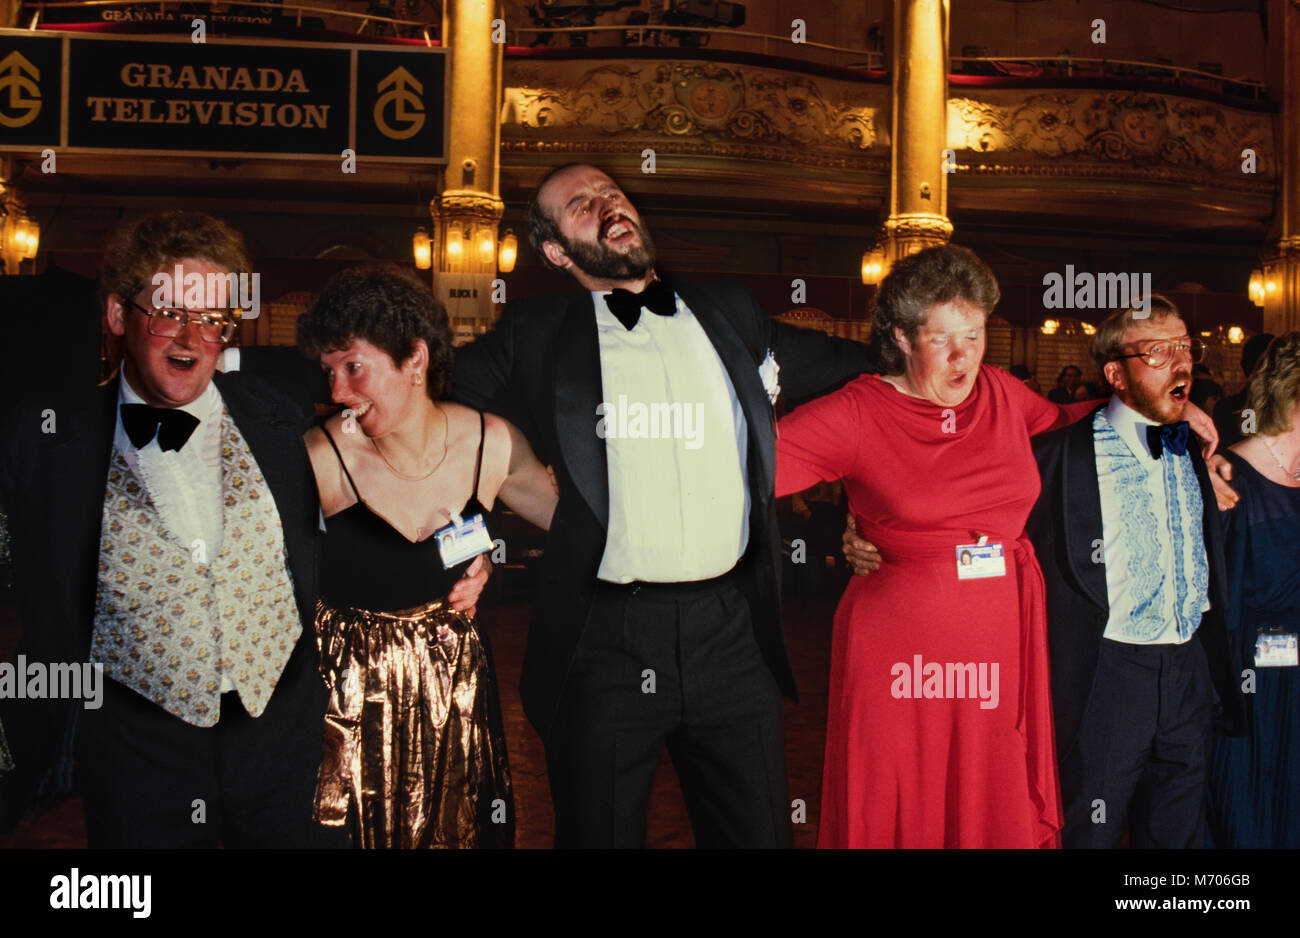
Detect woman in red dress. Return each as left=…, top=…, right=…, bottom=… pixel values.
left=776, top=245, right=1214, bottom=848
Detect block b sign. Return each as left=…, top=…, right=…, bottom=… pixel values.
left=0, top=29, right=446, bottom=162
left=440, top=272, right=497, bottom=337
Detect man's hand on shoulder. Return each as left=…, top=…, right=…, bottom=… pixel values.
left=1208, top=454, right=1240, bottom=511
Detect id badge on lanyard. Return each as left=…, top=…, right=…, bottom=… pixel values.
left=434, top=511, right=494, bottom=571
left=1254, top=629, right=1299, bottom=668
left=956, top=535, right=1006, bottom=580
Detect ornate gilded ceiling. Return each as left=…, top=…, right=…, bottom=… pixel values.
left=501, top=56, right=1276, bottom=233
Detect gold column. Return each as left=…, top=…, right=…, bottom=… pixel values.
left=878, top=0, right=952, bottom=267
left=1262, top=0, right=1300, bottom=333
left=432, top=0, right=505, bottom=340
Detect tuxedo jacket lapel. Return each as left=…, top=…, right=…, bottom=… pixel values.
left=675, top=282, right=775, bottom=503
left=48, top=380, right=119, bottom=649
left=49, top=379, right=116, bottom=539
left=547, top=284, right=775, bottom=534
left=214, top=371, right=304, bottom=485
left=213, top=371, right=317, bottom=610
left=1063, top=415, right=1109, bottom=614
left=1189, top=446, right=1229, bottom=602
left=552, top=293, right=609, bottom=530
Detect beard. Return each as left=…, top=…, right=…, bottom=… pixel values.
left=557, top=218, right=657, bottom=281
left=1126, top=367, right=1193, bottom=425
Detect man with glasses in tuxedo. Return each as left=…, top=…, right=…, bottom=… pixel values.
left=0, top=211, right=349, bottom=846
left=1025, top=296, right=1245, bottom=848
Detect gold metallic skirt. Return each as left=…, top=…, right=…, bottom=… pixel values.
left=313, top=597, right=515, bottom=849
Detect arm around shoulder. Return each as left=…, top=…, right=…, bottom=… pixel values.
left=487, top=413, right=557, bottom=531
left=451, top=301, right=526, bottom=412
left=768, top=319, right=874, bottom=404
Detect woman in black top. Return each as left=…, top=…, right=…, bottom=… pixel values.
left=297, top=266, right=556, bottom=848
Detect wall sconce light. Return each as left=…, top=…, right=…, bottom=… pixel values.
left=16, top=215, right=38, bottom=260
left=1227, top=325, right=1245, bottom=345
left=412, top=227, right=431, bottom=270
left=445, top=225, right=464, bottom=261
left=1, top=208, right=38, bottom=272
left=1041, top=319, right=1059, bottom=335
left=1248, top=268, right=1265, bottom=306
left=1081, top=322, right=1096, bottom=336
left=498, top=228, right=518, bottom=273
left=860, top=248, right=885, bottom=285
left=477, top=229, right=495, bottom=264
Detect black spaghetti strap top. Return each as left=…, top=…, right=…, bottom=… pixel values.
left=318, top=412, right=491, bottom=612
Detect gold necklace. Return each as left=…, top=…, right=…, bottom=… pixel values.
left=1260, top=435, right=1300, bottom=482
left=371, top=404, right=448, bottom=482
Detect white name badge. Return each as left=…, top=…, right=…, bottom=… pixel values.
left=434, top=512, right=494, bottom=570
left=1254, top=631, right=1299, bottom=668
left=956, top=541, right=1006, bottom=580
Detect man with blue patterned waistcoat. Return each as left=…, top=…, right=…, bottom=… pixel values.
left=0, top=211, right=350, bottom=846
left=1026, top=296, right=1246, bottom=848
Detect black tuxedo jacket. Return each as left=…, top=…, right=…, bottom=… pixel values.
left=1024, top=413, right=1247, bottom=760
left=0, top=371, right=322, bottom=823
left=451, top=278, right=873, bottom=738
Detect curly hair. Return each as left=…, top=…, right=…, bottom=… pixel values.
left=100, top=210, right=251, bottom=308
left=868, top=244, right=1001, bottom=375
left=1246, top=331, right=1300, bottom=437
left=296, top=264, right=454, bottom=401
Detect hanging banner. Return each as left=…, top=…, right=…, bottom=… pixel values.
left=0, top=29, right=446, bottom=162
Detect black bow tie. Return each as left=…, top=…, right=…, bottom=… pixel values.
left=1146, top=421, right=1190, bottom=460
left=604, top=278, right=677, bottom=331
left=121, top=403, right=200, bottom=453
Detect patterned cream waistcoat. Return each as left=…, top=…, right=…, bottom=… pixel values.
left=90, top=407, right=302, bottom=727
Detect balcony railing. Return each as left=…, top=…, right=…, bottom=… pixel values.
left=951, top=55, right=1266, bottom=101
left=11, top=5, right=1269, bottom=101
left=18, top=0, right=437, bottom=41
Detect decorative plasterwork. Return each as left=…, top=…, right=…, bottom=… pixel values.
left=502, top=60, right=888, bottom=171
left=882, top=213, right=954, bottom=242
left=433, top=189, right=505, bottom=221
left=947, top=90, right=1274, bottom=192
left=501, top=58, right=1277, bottom=202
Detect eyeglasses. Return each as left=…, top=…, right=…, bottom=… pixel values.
left=1111, top=337, right=1205, bottom=369
left=127, top=300, right=237, bottom=345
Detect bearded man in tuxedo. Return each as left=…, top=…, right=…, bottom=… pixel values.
left=452, top=164, right=874, bottom=847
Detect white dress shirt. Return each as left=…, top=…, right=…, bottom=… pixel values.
left=592, top=290, right=749, bottom=583
left=116, top=375, right=231, bottom=689
left=1096, top=396, right=1210, bottom=645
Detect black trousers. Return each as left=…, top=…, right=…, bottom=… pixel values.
left=544, top=575, right=792, bottom=848
left=76, top=636, right=350, bottom=848
left=1061, top=637, right=1215, bottom=849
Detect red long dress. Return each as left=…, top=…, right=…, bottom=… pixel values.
left=776, top=364, right=1098, bottom=848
